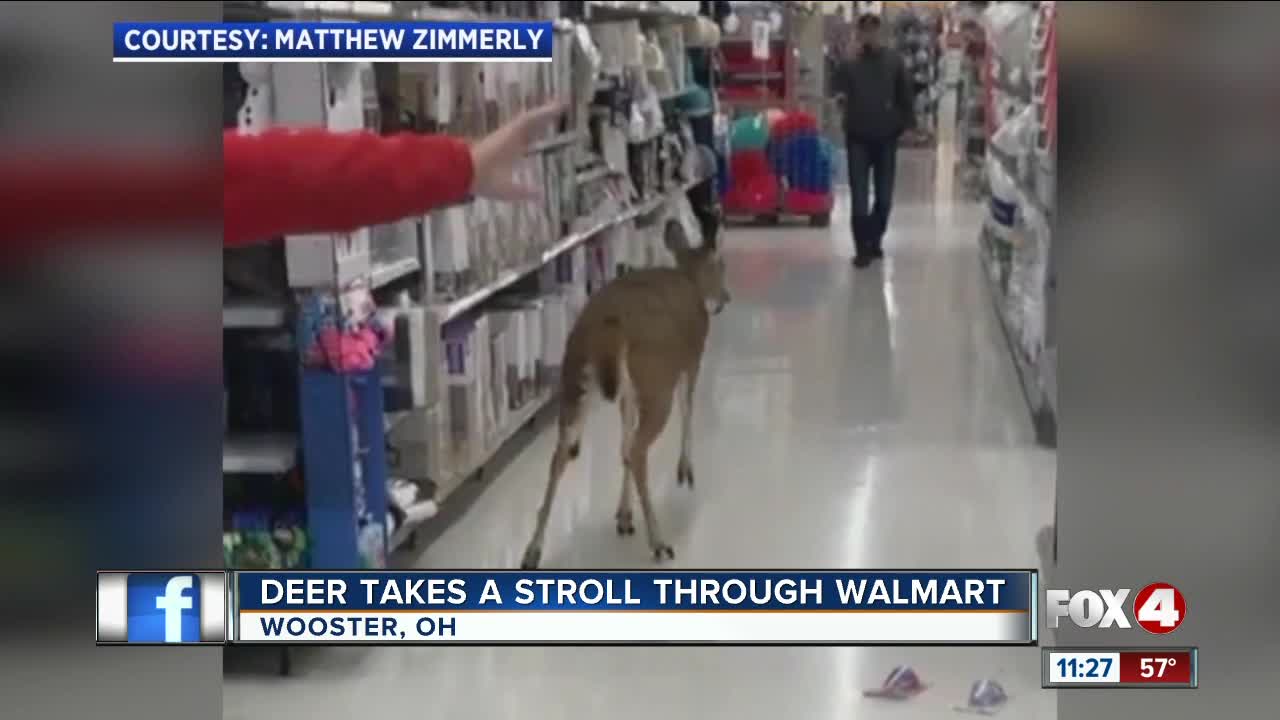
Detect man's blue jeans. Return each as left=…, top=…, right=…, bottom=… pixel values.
left=846, top=138, right=898, bottom=258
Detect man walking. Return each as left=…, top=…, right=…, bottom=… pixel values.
left=834, top=12, right=915, bottom=268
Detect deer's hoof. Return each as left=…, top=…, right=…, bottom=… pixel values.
left=615, top=510, right=636, bottom=536
left=652, top=543, right=675, bottom=562
left=520, top=546, right=542, bottom=570
left=676, top=460, right=695, bottom=488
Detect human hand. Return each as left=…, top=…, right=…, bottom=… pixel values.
left=469, top=99, right=569, bottom=202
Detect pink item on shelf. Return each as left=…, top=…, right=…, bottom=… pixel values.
left=315, top=326, right=380, bottom=373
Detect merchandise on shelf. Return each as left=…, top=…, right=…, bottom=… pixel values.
left=889, top=5, right=943, bottom=146
left=974, top=0, right=1056, bottom=446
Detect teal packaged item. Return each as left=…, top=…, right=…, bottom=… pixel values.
left=730, top=114, right=769, bottom=152
left=677, top=86, right=713, bottom=115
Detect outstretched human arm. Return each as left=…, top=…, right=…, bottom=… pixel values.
left=222, top=128, right=473, bottom=247
left=225, top=99, right=566, bottom=246
left=0, top=100, right=566, bottom=256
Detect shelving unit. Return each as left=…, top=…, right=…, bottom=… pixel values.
left=973, top=0, right=1056, bottom=448
left=221, top=1, right=724, bottom=674
left=717, top=2, right=796, bottom=112
left=952, top=1, right=989, bottom=198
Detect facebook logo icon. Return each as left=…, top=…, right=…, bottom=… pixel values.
left=96, top=571, right=227, bottom=645
left=128, top=574, right=201, bottom=642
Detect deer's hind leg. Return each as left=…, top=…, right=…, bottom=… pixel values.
left=626, top=384, right=676, bottom=562
left=676, top=362, right=700, bottom=488
left=614, top=392, right=637, bottom=536
left=520, top=402, right=585, bottom=569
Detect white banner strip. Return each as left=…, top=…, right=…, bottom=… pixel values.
left=237, top=610, right=1030, bottom=643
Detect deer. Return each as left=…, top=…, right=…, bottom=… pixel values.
left=520, top=218, right=731, bottom=569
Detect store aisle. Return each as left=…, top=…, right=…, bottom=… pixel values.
left=224, top=146, right=1056, bottom=719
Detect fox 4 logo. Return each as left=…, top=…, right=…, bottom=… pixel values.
left=1046, top=582, right=1187, bottom=634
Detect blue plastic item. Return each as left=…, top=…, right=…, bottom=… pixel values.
left=767, top=134, right=834, bottom=194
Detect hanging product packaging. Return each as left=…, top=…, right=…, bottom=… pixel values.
left=982, top=2, right=1034, bottom=70
left=750, top=19, right=771, bottom=60
left=1014, top=202, right=1050, bottom=363
left=991, top=102, right=1036, bottom=178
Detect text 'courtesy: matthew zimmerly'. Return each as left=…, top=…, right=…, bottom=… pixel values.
left=112, top=21, right=554, bottom=62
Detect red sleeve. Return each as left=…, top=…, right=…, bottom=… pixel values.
left=0, top=153, right=221, bottom=259
left=223, top=128, right=475, bottom=247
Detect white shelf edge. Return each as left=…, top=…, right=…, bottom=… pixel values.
left=370, top=256, right=421, bottom=289
left=223, top=433, right=298, bottom=475
left=384, top=410, right=412, bottom=433
left=223, top=300, right=288, bottom=329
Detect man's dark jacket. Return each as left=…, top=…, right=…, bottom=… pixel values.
left=833, top=47, right=916, bottom=143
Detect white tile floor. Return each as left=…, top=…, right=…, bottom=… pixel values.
left=224, top=138, right=1056, bottom=720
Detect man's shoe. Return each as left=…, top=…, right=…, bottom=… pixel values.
left=869, top=247, right=884, bottom=260
left=852, top=255, right=873, bottom=268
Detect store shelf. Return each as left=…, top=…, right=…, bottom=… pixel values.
left=628, top=127, right=665, bottom=144
left=575, top=165, right=616, bottom=184
left=529, top=130, right=584, bottom=155
left=724, top=72, right=785, bottom=82
left=434, top=178, right=703, bottom=323
left=720, top=96, right=786, bottom=112
left=435, top=390, right=554, bottom=502
left=370, top=257, right=420, bottom=289
left=384, top=410, right=412, bottom=433
left=223, top=299, right=288, bottom=329
left=223, top=433, right=298, bottom=475
left=980, top=230, right=1056, bottom=448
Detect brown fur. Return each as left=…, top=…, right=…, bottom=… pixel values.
left=520, top=221, right=730, bottom=568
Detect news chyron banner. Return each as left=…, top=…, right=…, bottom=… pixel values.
left=96, top=570, right=1038, bottom=645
